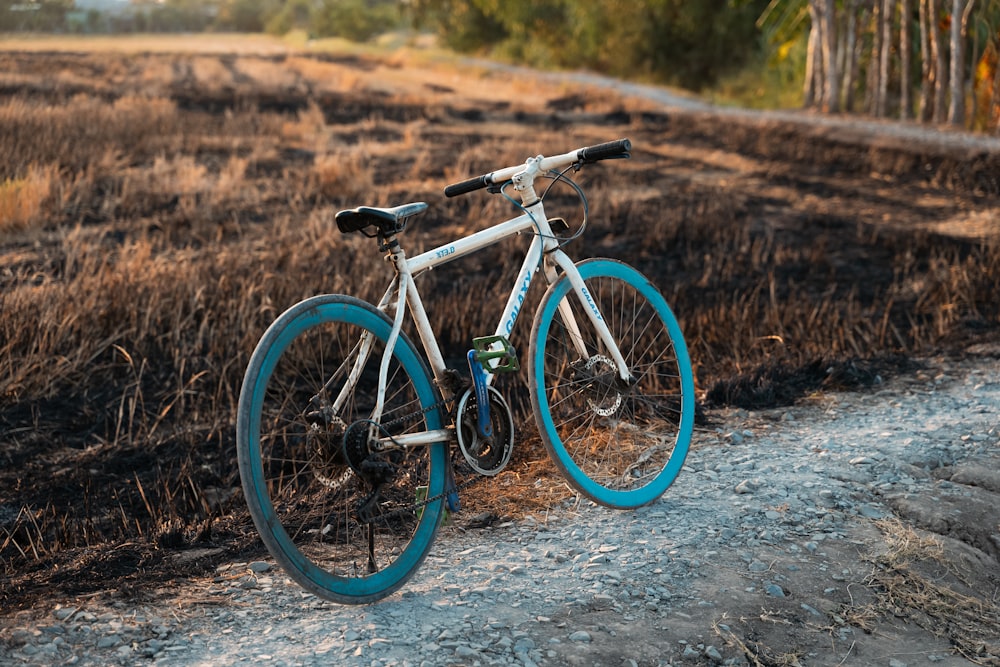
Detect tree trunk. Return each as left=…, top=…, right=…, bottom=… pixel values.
left=930, top=0, right=949, bottom=123
left=805, top=1, right=820, bottom=108
left=994, top=48, right=1000, bottom=134
left=967, top=6, right=980, bottom=128
left=948, top=0, right=968, bottom=125
left=822, top=0, right=841, bottom=111
left=836, top=1, right=850, bottom=104
left=900, top=0, right=913, bottom=119
left=868, top=0, right=883, bottom=114
left=918, top=0, right=934, bottom=120
left=878, top=0, right=893, bottom=116
left=842, top=0, right=862, bottom=111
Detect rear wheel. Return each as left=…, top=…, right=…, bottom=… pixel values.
left=237, top=294, right=447, bottom=604
left=529, top=259, right=694, bottom=508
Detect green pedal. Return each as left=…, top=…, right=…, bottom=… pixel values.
left=472, top=335, right=519, bottom=373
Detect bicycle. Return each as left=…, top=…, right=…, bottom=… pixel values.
left=236, top=138, right=695, bottom=604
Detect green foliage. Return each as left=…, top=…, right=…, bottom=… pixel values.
left=709, top=36, right=807, bottom=109
left=255, top=0, right=401, bottom=41
left=0, top=0, right=73, bottom=31
left=264, top=0, right=312, bottom=35
left=413, top=0, right=772, bottom=90
left=311, top=0, right=400, bottom=41
left=215, top=0, right=280, bottom=32
left=145, top=0, right=214, bottom=32
left=410, top=0, right=507, bottom=52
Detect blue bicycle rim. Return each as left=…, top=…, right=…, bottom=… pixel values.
left=244, top=297, right=446, bottom=601
left=531, top=260, right=695, bottom=508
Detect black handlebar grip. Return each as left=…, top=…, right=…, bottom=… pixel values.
left=444, top=174, right=491, bottom=198
left=577, top=138, right=632, bottom=163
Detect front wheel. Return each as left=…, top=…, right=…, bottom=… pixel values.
left=237, top=294, right=447, bottom=604
left=529, top=259, right=695, bottom=509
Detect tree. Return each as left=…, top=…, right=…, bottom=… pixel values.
left=948, top=0, right=977, bottom=124
left=215, top=0, right=278, bottom=32
left=760, top=0, right=998, bottom=130
left=821, top=0, right=840, bottom=111
left=841, top=0, right=865, bottom=111
left=805, top=0, right=820, bottom=106
left=416, top=0, right=770, bottom=90
left=311, top=0, right=399, bottom=41
left=878, top=0, right=893, bottom=116
left=0, top=0, right=73, bottom=31
left=410, top=0, right=507, bottom=53
left=264, top=0, right=312, bottom=35
left=931, top=0, right=950, bottom=121
left=900, top=0, right=913, bottom=117
left=867, top=0, right=885, bottom=115
left=919, top=0, right=935, bottom=118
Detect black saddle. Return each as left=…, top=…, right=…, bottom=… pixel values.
left=335, top=202, right=428, bottom=236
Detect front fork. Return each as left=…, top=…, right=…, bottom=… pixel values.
left=543, top=252, right=633, bottom=385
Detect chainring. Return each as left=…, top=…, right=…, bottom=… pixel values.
left=455, top=386, right=514, bottom=476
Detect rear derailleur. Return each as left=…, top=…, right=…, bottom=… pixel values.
left=342, top=420, right=399, bottom=524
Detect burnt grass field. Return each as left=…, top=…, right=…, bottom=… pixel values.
left=1, top=47, right=999, bottom=611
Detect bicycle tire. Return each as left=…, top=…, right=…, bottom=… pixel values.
left=237, top=294, right=447, bottom=604
left=528, top=259, right=695, bottom=509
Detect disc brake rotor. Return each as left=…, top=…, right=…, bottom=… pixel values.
left=581, top=355, right=623, bottom=417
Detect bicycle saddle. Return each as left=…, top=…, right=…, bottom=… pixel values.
left=335, top=202, right=428, bottom=235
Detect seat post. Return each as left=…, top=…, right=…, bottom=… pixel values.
left=378, top=230, right=403, bottom=256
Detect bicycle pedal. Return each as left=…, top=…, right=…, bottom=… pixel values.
left=472, top=335, right=519, bottom=373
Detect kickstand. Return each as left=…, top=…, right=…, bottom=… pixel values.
left=366, top=523, right=377, bottom=574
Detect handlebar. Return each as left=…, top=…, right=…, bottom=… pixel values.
left=444, top=138, right=631, bottom=198
left=443, top=174, right=492, bottom=198
left=577, top=138, right=632, bottom=163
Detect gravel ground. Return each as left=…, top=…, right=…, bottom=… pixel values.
left=3, top=354, right=999, bottom=667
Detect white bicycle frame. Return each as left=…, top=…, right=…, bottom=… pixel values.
left=333, top=153, right=633, bottom=449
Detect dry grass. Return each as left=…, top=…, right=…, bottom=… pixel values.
left=0, top=47, right=998, bottom=597
left=0, top=32, right=292, bottom=55
left=0, top=165, right=53, bottom=234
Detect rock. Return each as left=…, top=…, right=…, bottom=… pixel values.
left=52, top=607, right=77, bottom=621
left=592, top=593, right=614, bottom=610
left=800, top=603, right=822, bottom=616
left=858, top=504, right=885, bottom=519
